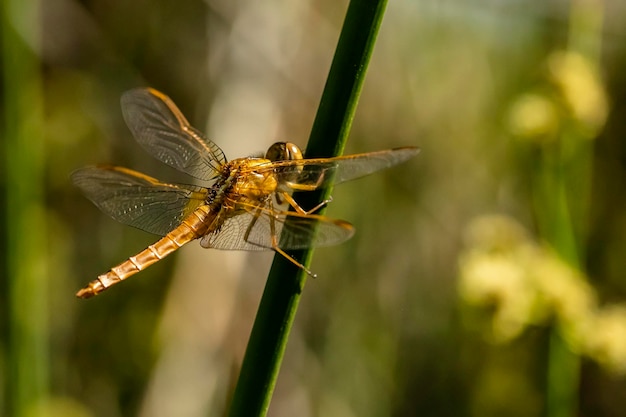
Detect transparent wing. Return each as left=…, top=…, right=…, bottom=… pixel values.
left=71, top=165, right=208, bottom=236
left=236, top=147, right=419, bottom=192
left=201, top=203, right=354, bottom=251
left=121, top=88, right=227, bottom=180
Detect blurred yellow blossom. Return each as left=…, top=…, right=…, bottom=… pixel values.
left=463, top=214, right=529, bottom=253
left=459, top=250, right=535, bottom=342
left=459, top=214, right=626, bottom=374
left=507, top=50, right=608, bottom=144
left=459, top=215, right=540, bottom=342
left=507, top=93, right=560, bottom=141
left=529, top=251, right=596, bottom=346
left=581, top=305, right=626, bottom=374
left=548, top=50, right=608, bottom=135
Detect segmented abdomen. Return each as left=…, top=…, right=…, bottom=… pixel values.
left=76, top=205, right=214, bottom=298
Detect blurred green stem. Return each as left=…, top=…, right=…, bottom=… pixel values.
left=1, top=0, right=48, bottom=415
left=537, top=131, right=587, bottom=417
left=226, top=0, right=387, bottom=416
left=536, top=132, right=591, bottom=417
left=538, top=1, right=604, bottom=416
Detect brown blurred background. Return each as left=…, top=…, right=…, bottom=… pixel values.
left=2, top=0, right=626, bottom=416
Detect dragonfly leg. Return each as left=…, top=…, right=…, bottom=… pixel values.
left=279, top=192, right=332, bottom=215
left=241, top=202, right=317, bottom=277
left=272, top=244, right=317, bottom=278
left=266, top=200, right=317, bottom=278
left=285, top=171, right=326, bottom=191
left=243, top=207, right=262, bottom=243
left=304, top=195, right=333, bottom=214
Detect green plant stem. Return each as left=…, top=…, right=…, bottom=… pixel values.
left=542, top=1, right=603, bottom=416
left=226, top=1, right=388, bottom=416
left=1, top=0, right=48, bottom=415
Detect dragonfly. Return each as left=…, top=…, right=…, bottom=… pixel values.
left=72, top=88, right=418, bottom=298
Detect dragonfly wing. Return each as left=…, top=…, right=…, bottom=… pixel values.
left=330, top=146, right=419, bottom=183
left=201, top=204, right=354, bottom=251
left=121, top=88, right=227, bottom=180
left=269, top=146, right=419, bottom=191
left=72, top=165, right=208, bottom=236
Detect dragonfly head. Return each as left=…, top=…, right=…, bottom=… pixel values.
left=265, top=142, right=303, bottom=164
left=266, top=143, right=304, bottom=186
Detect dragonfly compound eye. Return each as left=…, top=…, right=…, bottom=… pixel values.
left=265, top=142, right=303, bottom=163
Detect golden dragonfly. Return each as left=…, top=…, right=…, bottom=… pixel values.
left=72, top=88, right=418, bottom=298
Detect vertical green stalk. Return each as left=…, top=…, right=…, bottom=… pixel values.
left=540, top=129, right=587, bottom=417
left=1, top=0, right=48, bottom=415
left=541, top=1, right=604, bottom=416
left=227, top=0, right=387, bottom=416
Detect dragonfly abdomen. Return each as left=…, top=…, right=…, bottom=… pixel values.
left=76, top=205, right=214, bottom=298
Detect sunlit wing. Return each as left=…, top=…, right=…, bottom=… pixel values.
left=241, top=147, right=419, bottom=191
left=201, top=202, right=355, bottom=251
left=120, top=88, right=227, bottom=181
left=71, top=165, right=208, bottom=236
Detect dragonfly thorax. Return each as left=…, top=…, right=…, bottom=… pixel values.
left=230, top=158, right=278, bottom=202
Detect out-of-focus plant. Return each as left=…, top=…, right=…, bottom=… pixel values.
left=459, top=214, right=626, bottom=375
left=510, top=21, right=609, bottom=416
left=461, top=5, right=613, bottom=411
left=508, top=50, right=608, bottom=144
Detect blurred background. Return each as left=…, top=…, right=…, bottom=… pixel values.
left=2, top=0, right=626, bottom=416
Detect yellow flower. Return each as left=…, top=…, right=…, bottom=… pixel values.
left=508, top=93, right=560, bottom=141
left=549, top=51, right=608, bottom=135
left=531, top=251, right=595, bottom=324
left=581, top=305, right=626, bottom=374
left=459, top=250, right=536, bottom=342
left=460, top=215, right=626, bottom=375
left=463, top=214, right=529, bottom=253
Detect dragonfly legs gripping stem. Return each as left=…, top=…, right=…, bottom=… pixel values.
left=243, top=203, right=318, bottom=278
left=279, top=192, right=333, bottom=215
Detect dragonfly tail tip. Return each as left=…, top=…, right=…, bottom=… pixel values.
left=76, top=288, right=95, bottom=299
left=76, top=280, right=105, bottom=299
